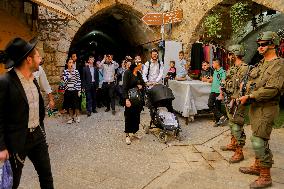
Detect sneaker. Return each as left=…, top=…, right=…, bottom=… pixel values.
left=67, top=118, right=73, bottom=124
left=126, top=136, right=131, bottom=145
left=87, top=112, right=91, bottom=117
left=92, top=110, right=98, bottom=113
left=75, top=116, right=80, bottom=123
left=213, top=121, right=220, bottom=127
left=217, top=116, right=228, bottom=126
left=112, top=110, right=116, bottom=115
left=105, top=108, right=110, bottom=112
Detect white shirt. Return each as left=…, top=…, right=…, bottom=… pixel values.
left=15, top=69, right=39, bottom=129
left=98, top=59, right=119, bottom=82
left=142, top=59, right=164, bottom=83
left=33, top=66, right=52, bottom=94
left=89, top=66, right=95, bottom=82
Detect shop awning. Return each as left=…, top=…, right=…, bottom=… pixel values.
left=30, top=0, right=76, bottom=20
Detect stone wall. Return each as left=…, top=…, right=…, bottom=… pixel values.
left=37, top=0, right=284, bottom=88
left=0, top=0, right=36, bottom=74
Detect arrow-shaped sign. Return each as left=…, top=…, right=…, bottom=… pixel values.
left=142, top=10, right=183, bottom=26
left=141, top=12, right=163, bottom=26
left=163, top=10, right=183, bottom=24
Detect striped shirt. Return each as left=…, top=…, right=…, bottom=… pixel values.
left=62, top=68, right=81, bottom=91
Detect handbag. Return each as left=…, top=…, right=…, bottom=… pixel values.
left=128, top=87, right=143, bottom=107
left=58, top=81, right=66, bottom=93
left=0, top=160, right=13, bottom=189
left=81, top=92, right=87, bottom=112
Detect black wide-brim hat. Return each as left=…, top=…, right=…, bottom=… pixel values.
left=4, top=37, right=38, bottom=69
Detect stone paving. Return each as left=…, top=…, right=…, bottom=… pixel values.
left=18, top=107, right=284, bottom=189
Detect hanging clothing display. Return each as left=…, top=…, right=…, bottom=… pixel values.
left=190, top=42, right=204, bottom=72
left=203, top=44, right=210, bottom=63
left=190, top=42, right=230, bottom=79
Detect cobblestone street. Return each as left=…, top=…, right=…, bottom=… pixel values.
left=18, top=107, right=284, bottom=189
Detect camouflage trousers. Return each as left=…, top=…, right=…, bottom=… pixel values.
left=226, top=104, right=246, bottom=147
left=249, top=103, right=279, bottom=168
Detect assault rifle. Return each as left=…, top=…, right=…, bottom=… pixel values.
left=220, top=82, right=233, bottom=113
left=232, top=65, right=254, bottom=118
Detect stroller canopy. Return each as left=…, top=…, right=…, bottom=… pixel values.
left=149, top=84, right=175, bottom=104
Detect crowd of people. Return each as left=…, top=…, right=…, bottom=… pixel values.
left=0, top=30, right=283, bottom=189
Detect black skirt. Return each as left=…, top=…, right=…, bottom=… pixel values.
left=64, top=90, right=80, bottom=110
left=124, top=106, right=142, bottom=133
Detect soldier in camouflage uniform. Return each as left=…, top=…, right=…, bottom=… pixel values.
left=239, top=31, right=284, bottom=188
left=220, top=45, right=248, bottom=164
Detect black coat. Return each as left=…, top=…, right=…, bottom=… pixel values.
left=82, top=66, right=99, bottom=90
left=0, top=69, right=45, bottom=153
left=122, top=70, right=145, bottom=100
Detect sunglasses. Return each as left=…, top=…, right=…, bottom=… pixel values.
left=257, top=42, right=271, bottom=47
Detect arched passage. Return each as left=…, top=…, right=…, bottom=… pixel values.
left=188, top=0, right=284, bottom=44
left=187, top=0, right=284, bottom=62
left=69, top=3, right=159, bottom=63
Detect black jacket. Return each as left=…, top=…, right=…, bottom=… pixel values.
left=0, top=69, right=45, bottom=153
left=123, top=70, right=145, bottom=99
left=82, top=66, right=99, bottom=90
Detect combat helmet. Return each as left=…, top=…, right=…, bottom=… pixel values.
left=228, top=44, right=245, bottom=57
left=257, top=31, right=280, bottom=46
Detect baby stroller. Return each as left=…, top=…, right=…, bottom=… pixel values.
left=143, top=84, right=182, bottom=143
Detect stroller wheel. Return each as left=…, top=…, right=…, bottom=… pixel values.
left=143, top=124, right=150, bottom=134
left=158, top=131, right=167, bottom=143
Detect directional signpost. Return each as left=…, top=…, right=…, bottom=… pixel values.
left=141, top=12, right=163, bottom=26
left=163, top=9, right=183, bottom=24
left=141, top=9, right=183, bottom=26
left=142, top=9, right=183, bottom=40
left=142, top=9, right=183, bottom=63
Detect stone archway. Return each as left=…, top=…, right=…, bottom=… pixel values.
left=39, top=0, right=284, bottom=86
left=177, top=0, right=284, bottom=45
left=69, top=3, right=160, bottom=62
left=180, top=0, right=284, bottom=62
left=39, top=0, right=161, bottom=86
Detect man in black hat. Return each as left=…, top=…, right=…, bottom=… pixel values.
left=0, top=37, right=54, bottom=189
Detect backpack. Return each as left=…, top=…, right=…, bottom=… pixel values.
left=146, top=60, right=161, bottom=80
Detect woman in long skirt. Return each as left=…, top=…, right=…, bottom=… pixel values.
left=123, top=60, right=145, bottom=145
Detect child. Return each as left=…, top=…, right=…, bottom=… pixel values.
left=164, top=61, right=176, bottom=85
left=208, top=58, right=227, bottom=127
left=200, top=61, right=213, bottom=83
left=176, top=51, right=188, bottom=81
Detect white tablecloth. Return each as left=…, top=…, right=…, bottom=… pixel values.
left=168, top=80, right=211, bottom=117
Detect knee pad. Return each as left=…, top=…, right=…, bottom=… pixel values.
left=228, top=122, right=234, bottom=130
left=251, top=135, right=265, bottom=158
left=231, top=123, right=241, bottom=132
left=231, top=123, right=241, bottom=136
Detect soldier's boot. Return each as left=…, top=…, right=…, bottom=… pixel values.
left=249, top=167, right=272, bottom=188
left=229, top=146, right=244, bottom=163
left=239, top=158, right=261, bottom=176
left=220, top=136, right=237, bottom=151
